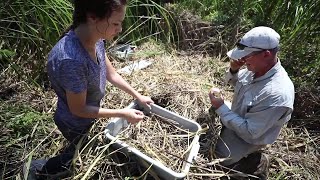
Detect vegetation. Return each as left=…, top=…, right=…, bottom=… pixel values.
left=0, top=0, right=319, bottom=179
left=178, top=0, right=320, bottom=88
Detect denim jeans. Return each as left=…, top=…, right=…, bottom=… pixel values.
left=39, top=120, right=91, bottom=174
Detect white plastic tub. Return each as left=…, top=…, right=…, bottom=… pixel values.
left=104, top=101, right=201, bottom=180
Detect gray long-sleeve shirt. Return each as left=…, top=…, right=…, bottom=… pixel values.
left=216, top=61, right=295, bottom=145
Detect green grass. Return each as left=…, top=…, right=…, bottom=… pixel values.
left=1, top=0, right=176, bottom=86
left=117, top=0, right=176, bottom=45
left=0, top=0, right=73, bottom=87
left=0, top=101, right=51, bottom=137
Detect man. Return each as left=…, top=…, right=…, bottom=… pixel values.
left=208, top=26, right=294, bottom=179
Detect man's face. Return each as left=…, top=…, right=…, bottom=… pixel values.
left=95, top=6, right=126, bottom=40
left=242, top=51, right=268, bottom=73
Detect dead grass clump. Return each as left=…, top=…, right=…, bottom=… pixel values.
left=163, top=4, right=229, bottom=56
left=118, top=114, right=194, bottom=172
left=267, top=127, right=320, bottom=179
left=292, top=88, right=320, bottom=119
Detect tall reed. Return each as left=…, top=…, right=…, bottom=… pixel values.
left=0, top=0, right=175, bottom=86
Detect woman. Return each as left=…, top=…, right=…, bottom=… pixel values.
left=38, top=0, right=153, bottom=177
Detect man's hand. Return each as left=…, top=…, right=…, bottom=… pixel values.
left=230, top=59, right=245, bottom=73
left=208, top=87, right=224, bottom=109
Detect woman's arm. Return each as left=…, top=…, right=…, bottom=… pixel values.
left=105, top=54, right=154, bottom=105
left=66, top=90, right=144, bottom=123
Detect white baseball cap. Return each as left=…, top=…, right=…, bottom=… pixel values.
left=227, top=26, right=280, bottom=60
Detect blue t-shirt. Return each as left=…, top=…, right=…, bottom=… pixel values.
left=47, top=30, right=107, bottom=130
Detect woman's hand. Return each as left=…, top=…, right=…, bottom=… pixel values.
left=137, top=95, right=154, bottom=108
left=121, top=109, right=145, bottom=123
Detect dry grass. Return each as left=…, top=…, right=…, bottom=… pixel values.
left=0, top=41, right=319, bottom=179
left=266, top=127, right=320, bottom=179
left=118, top=114, right=194, bottom=172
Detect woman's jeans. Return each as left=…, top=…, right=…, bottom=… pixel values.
left=40, top=121, right=91, bottom=174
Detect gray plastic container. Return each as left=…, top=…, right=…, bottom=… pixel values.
left=104, top=101, right=201, bottom=180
